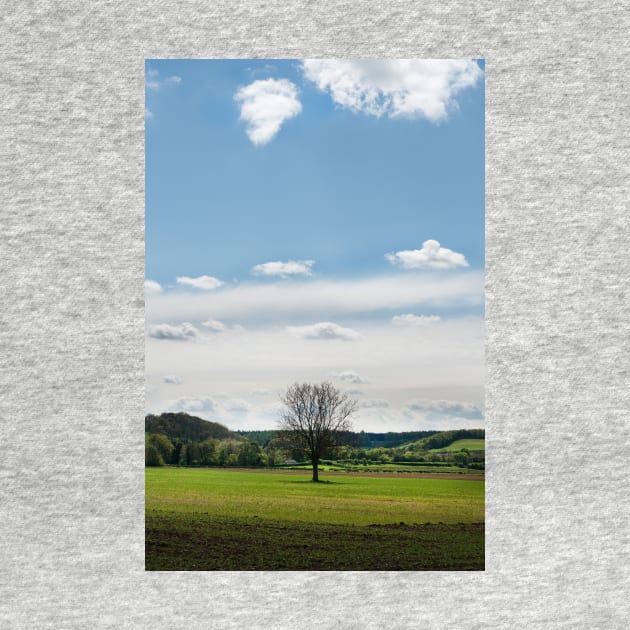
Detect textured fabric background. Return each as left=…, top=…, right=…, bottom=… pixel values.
left=1, top=2, right=629, bottom=628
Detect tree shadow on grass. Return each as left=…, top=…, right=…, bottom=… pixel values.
left=284, top=479, right=341, bottom=485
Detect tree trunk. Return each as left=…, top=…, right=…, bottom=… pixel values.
left=312, top=458, right=319, bottom=482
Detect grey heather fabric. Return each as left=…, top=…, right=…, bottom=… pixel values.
left=1, top=2, right=629, bottom=628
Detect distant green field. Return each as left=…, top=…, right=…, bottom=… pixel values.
left=429, top=439, right=485, bottom=452
left=280, top=461, right=482, bottom=474
left=146, top=468, right=484, bottom=570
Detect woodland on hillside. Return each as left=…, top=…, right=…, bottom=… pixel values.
left=145, top=412, right=484, bottom=470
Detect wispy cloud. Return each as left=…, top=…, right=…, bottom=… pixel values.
left=145, top=280, right=163, bottom=294
left=164, top=396, right=216, bottom=415
left=330, top=370, right=368, bottom=384
left=252, top=388, right=271, bottom=396
left=247, top=63, right=279, bottom=77
left=163, top=375, right=182, bottom=384
left=147, top=322, right=200, bottom=341
left=406, top=399, right=483, bottom=419
left=360, top=399, right=390, bottom=408
left=176, top=275, right=224, bottom=291
left=201, top=319, right=228, bottom=333
left=386, top=240, right=468, bottom=270
left=392, top=313, right=441, bottom=327
left=224, top=398, right=251, bottom=414
left=302, top=59, right=482, bottom=121
left=251, top=260, right=315, bottom=277
left=146, top=272, right=483, bottom=323
left=287, top=322, right=361, bottom=341
left=146, top=68, right=182, bottom=91
left=235, top=78, right=302, bottom=145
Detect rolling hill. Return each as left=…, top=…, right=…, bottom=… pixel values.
left=145, top=412, right=244, bottom=443
left=428, top=439, right=485, bottom=452
left=402, top=429, right=485, bottom=452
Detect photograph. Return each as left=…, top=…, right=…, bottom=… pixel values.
left=144, top=58, right=485, bottom=570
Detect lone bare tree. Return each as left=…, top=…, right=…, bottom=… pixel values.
left=278, top=382, right=357, bottom=482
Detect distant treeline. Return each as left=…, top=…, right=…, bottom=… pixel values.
left=145, top=432, right=269, bottom=468
left=146, top=413, right=485, bottom=468
left=331, top=428, right=485, bottom=469
left=237, top=429, right=447, bottom=449
left=145, top=413, right=272, bottom=468
left=146, top=413, right=239, bottom=442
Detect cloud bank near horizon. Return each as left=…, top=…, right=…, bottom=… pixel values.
left=146, top=390, right=484, bottom=433
left=146, top=271, right=482, bottom=324
left=146, top=315, right=484, bottom=431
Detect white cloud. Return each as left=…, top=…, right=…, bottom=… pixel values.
left=360, top=399, right=390, bottom=408
left=288, top=322, right=361, bottom=342
left=392, top=313, right=441, bottom=327
left=246, top=63, right=279, bottom=75
left=146, top=272, right=483, bottom=323
left=330, top=370, right=368, bottom=384
left=145, top=107, right=153, bottom=119
left=146, top=69, right=182, bottom=91
left=176, top=275, right=224, bottom=291
left=166, top=396, right=216, bottom=415
left=224, top=399, right=251, bottom=414
left=252, top=388, right=271, bottom=396
left=163, top=375, right=182, bottom=384
left=147, top=322, right=199, bottom=341
left=302, top=59, right=482, bottom=121
left=145, top=280, right=163, bottom=294
left=386, top=239, right=469, bottom=270
left=251, top=260, right=314, bottom=277
left=146, top=316, right=484, bottom=431
left=234, top=78, right=302, bottom=145
left=201, top=319, right=227, bottom=333
left=406, top=399, right=483, bottom=419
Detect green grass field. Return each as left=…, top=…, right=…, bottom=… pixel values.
left=146, top=468, right=484, bottom=570
left=279, top=461, right=481, bottom=474
left=429, top=439, right=485, bottom=452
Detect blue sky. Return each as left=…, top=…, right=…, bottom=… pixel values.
left=145, top=59, right=485, bottom=432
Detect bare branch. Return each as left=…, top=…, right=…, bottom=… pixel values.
left=278, top=381, right=357, bottom=482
